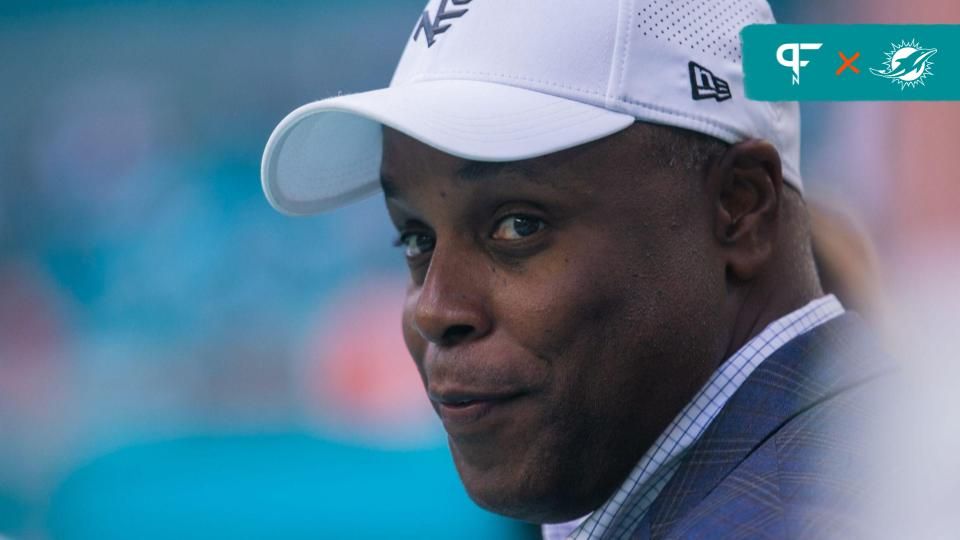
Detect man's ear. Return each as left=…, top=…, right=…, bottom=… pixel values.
left=706, top=139, right=784, bottom=282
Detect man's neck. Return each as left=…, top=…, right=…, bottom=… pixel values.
left=723, top=275, right=823, bottom=362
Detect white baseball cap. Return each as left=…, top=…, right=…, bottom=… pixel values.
left=262, top=0, right=800, bottom=216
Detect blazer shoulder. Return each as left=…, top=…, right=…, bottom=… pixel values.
left=769, top=374, right=891, bottom=539
left=647, top=314, right=897, bottom=539
left=656, top=377, right=890, bottom=539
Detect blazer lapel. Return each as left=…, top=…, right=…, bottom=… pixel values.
left=638, top=313, right=892, bottom=539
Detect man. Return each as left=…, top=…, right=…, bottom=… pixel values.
left=261, top=0, right=893, bottom=537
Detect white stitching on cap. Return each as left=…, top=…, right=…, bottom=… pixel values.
left=616, top=95, right=747, bottom=140
left=406, top=72, right=750, bottom=142
left=409, top=71, right=606, bottom=98
left=617, top=0, right=635, bottom=99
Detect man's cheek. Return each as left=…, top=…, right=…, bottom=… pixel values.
left=514, top=258, right=623, bottom=327
left=401, top=306, right=428, bottom=383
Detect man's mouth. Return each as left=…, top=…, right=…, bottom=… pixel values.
left=430, top=391, right=526, bottom=429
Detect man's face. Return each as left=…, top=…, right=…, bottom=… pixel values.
left=380, top=125, right=730, bottom=523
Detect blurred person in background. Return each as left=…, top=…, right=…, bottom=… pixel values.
left=809, top=201, right=887, bottom=325
left=261, top=0, right=897, bottom=538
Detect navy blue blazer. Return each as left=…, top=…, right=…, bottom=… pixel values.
left=632, top=313, right=895, bottom=540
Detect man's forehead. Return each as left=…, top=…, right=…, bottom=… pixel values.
left=380, top=122, right=684, bottom=197
left=380, top=160, right=570, bottom=202
left=379, top=127, right=633, bottom=199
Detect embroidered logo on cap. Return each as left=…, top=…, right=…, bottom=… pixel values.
left=689, top=62, right=732, bottom=102
left=414, top=0, right=473, bottom=48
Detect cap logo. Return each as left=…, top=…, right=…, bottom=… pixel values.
left=689, top=62, right=732, bottom=102
left=413, top=0, right=473, bottom=48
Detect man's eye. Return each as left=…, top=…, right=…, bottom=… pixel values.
left=492, top=215, right=546, bottom=241
left=395, top=232, right=435, bottom=258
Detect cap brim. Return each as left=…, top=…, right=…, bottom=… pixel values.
left=261, top=79, right=635, bottom=215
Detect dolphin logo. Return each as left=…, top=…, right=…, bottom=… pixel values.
left=871, top=40, right=937, bottom=89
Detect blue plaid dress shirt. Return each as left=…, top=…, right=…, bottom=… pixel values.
left=542, top=294, right=846, bottom=540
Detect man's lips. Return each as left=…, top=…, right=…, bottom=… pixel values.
left=429, top=389, right=527, bottom=429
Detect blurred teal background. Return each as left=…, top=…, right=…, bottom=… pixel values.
left=0, top=1, right=536, bottom=538
left=1, top=0, right=958, bottom=539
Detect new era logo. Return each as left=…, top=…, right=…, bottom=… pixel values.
left=414, top=0, right=473, bottom=48
left=689, top=62, right=732, bottom=102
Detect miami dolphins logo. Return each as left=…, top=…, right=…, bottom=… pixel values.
left=870, top=39, right=937, bottom=89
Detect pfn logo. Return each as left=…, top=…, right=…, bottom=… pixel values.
left=414, top=0, right=473, bottom=48
left=776, top=43, right=823, bottom=85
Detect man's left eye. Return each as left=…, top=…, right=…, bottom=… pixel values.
left=492, top=215, right=546, bottom=241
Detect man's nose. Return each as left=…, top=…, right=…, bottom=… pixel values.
left=411, top=247, right=492, bottom=348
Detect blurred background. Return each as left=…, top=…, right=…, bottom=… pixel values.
left=0, top=0, right=957, bottom=538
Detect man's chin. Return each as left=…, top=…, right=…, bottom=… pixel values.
left=462, top=481, right=598, bottom=524
left=452, top=449, right=598, bottom=524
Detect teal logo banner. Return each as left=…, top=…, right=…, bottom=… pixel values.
left=742, top=25, right=960, bottom=100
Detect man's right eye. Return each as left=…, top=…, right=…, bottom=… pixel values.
left=393, top=232, right=436, bottom=259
